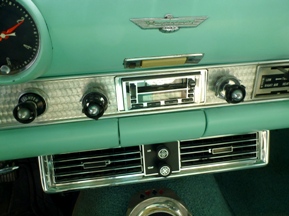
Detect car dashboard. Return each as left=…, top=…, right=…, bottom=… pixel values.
left=1, top=0, right=289, bottom=194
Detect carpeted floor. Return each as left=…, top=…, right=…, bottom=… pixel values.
left=72, top=174, right=233, bottom=216
left=215, top=129, right=289, bottom=216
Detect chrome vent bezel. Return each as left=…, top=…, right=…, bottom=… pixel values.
left=180, top=133, right=259, bottom=168
left=39, top=146, right=143, bottom=192
left=39, top=131, right=269, bottom=193
left=177, top=132, right=269, bottom=177
left=52, top=146, right=143, bottom=183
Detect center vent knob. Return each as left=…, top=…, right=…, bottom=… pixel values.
left=158, top=163, right=172, bottom=177
left=215, top=75, right=246, bottom=104
left=81, top=88, right=108, bottom=120
left=157, top=145, right=170, bottom=160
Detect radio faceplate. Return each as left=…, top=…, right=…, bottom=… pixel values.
left=115, top=70, right=207, bottom=111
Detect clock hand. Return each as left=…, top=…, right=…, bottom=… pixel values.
left=0, top=32, right=16, bottom=37
left=0, top=19, right=23, bottom=41
left=0, top=32, right=16, bottom=41
left=2, top=19, right=24, bottom=34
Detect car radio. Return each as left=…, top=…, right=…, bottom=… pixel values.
left=115, top=70, right=206, bottom=111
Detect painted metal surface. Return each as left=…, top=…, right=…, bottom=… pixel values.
left=1, top=61, right=289, bottom=159
left=1, top=0, right=289, bottom=160
left=204, top=100, right=289, bottom=137
left=0, top=119, right=119, bottom=160
left=31, top=0, right=289, bottom=77
left=119, top=110, right=206, bottom=146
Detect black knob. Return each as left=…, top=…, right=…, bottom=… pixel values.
left=13, top=101, right=37, bottom=124
left=82, top=89, right=108, bottom=120
left=225, top=84, right=246, bottom=104
left=215, top=75, right=246, bottom=104
left=13, top=91, right=47, bottom=124
left=158, top=163, right=172, bottom=177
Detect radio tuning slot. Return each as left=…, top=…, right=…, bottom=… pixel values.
left=116, top=70, right=207, bottom=111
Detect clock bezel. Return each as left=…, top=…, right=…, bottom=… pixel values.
left=0, top=0, right=52, bottom=85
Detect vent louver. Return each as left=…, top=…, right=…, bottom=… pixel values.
left=53, top=146, right=142, bottom=183
left=51, top=146, right=142, bottom=184
left=39, top=131, right=269, bottom=193
left=180, top=133, right=259, bottom=168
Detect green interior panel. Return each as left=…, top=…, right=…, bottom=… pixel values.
left=119, top=110, right=206, bottom=147
left=30, top=0, right=289, bottom=78
left=204, top=101, right=289, bottom=137
left=0, top=119, right=119, bottom=160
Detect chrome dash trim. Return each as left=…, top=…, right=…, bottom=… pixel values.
left=123, top=53, right=204, bottom=68
left=1, top=60, right=289, bottom=129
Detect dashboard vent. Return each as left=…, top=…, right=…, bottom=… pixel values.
left=39, top=131, right=269, bottom=193
left=51, top=146, right=142, bottom=184
left=180, top=133, right=258, bottom=168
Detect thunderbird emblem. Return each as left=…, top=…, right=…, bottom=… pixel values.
left=130, top=14, right=208, bottom=33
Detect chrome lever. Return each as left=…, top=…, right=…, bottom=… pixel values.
left=0, top=166, right=19, bottom=175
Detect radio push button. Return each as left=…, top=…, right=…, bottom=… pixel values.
left=13, top=89, right=47, bottom=124
left=81, top=88, right=108, bottom=120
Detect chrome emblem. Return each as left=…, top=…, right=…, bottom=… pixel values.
left=130, top=14, right=208, bottom=33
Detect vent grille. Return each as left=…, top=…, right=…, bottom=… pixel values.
left=52, top=146, right=142, bottom=184
left=180, top=133, right=258, bottom=168
left=39, top=131, right=269, bottom=193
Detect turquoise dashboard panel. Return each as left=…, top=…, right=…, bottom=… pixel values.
left=30, top=0, right=289, bottom=77
left=119, top=110, right=206, bottom=147
left=2, top=0, right=289, bottom=161
left=0, top=119, right=119, bottom=160
left=204, top=100, right=289, bottom=137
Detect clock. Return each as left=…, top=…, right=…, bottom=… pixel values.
left=0, top=0, right=52, bottom=85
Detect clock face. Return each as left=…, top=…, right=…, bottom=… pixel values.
left=0, top=0, right=40, bottom=75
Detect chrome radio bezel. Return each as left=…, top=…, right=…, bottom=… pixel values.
left=115, top=69, right=207, bottom=112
